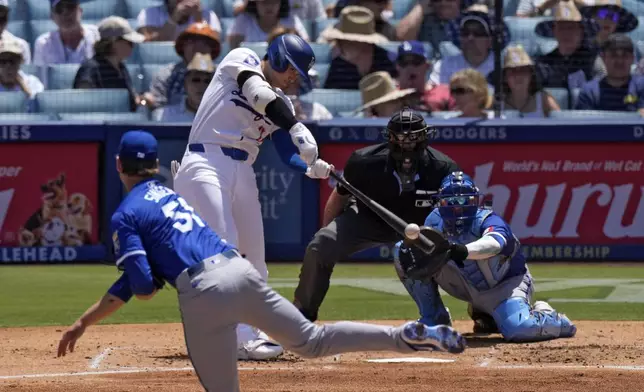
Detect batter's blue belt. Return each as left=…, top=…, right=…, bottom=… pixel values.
left=188, top=143, right=249, bottom=161
left=186, top=249, right=241, bottom=279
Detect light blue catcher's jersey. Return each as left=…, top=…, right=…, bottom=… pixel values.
left=111, top=179, right=234, bottom=288
left=425, top=208, right=527, bottom=291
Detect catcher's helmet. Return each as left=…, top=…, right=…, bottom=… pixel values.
left=267, top=33, right=315, bottom=90
left=438, top=172, right=480, bottom=235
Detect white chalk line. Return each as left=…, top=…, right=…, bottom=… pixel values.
left=89, top=347, right=112, bottom=369
left=0, top=366, right=298, bottom=381
left=485, top=364, right=644, bottom=371
left=478, top=347, right=498, bottom=368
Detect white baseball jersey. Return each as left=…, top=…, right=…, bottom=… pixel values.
left=188, top=48, right=295, bottom=162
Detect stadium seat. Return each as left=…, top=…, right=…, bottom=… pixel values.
left=300, top=89, right=363, bottom=115
left=549, top=110, right=644, bottom=119
left=141, top=63, right=168, bottom=92
left=201, top=0, right=225, bottom=16
left=315, top=18, right=336, bottom=39
left=240, top=41, right=268, bottom=57
left=0, top=91, right=28, bottom=113
left=503, top=0, right=520, bottom=17
left=220, top=17, right=235, bottom=38
left=391, top=0, right=415, bottom=19
left=28, top=0, right=126, bottom=20
left=8, top=0, right=28, bottom=21
left=544, top=88, right=569, bottom=110
left=57, top=112, right=151, bottom=122
left=216, top=42, right=230, bottom=63
left=432, top=111, right=462, bottom=119
left=302, top=20, right=315, bottom=41
left=127, top=64, right=146, bottom=93
left=439, top=41, right=461, bottom=58
left=313, top=63, right=330, bottom=87
left=504, top=16, right=555, bottom=53
left=124, top=0, right=163, bottom=19
left=137, top=42, right=181, bottom=64
left=29, top=19, right=56, bottom=45
left=36, top=89, right=133, bottom=113
left=570, top=88, right=581, bottom=109
left=628, top=17, right=644, bottom=41
left=0, top=113, right=55, bottom=121
left=219, top=0, right=236, bottom=17
left=6, top=21, right=30, bottom=45
left=46, top=64, right=80, bottom=90
left=21, top=64, right=42, bottom=80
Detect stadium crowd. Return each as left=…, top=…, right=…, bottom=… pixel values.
left=2, top=0, right=644, bottom=121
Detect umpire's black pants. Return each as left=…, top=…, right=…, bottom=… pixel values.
left=293, top=204, right=400, bottom=322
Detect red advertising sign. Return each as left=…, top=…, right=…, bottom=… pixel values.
left=320, top=143, right=644, bottom=245
left=0, top=143, right=100, bottom=247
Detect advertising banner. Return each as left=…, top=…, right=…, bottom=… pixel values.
left=0, top=143, right=103, bottom=262
left=320, top=142, right=644, bottom=260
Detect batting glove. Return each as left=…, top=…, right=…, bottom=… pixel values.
left=289, top=122, right=318, bottom=166
left=306, top=159, right=333, bottom=179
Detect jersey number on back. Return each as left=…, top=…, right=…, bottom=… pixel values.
left=161, top=197, right=205, bottom=233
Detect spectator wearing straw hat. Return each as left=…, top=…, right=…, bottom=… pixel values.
left=227, top=0, right=309, bottom=49
left=354, top=71, right=417, bottom=117
left=493, top=45, right=560, bottom=117
left=580, top=0, right=638, bottom=49
left=73, top=17, right=145, bottom=112
left=576, top=34, right=644, bottom=115
left=137, top=0, right=221, bottom=42
left=144, top=22, right=221, bottom=109
left=321, top=6, right=396, bottom=90
left=395, top=41, right=455, bottom=113
left=534, top=1, right=603, bottom=93
left=0, top=39, right=44, bottom=107
left=0, top=0, right=31, bottom=64
left=153, top=53, right=216, bottom=122
left=430, top=5, right=497, bottom=85
left=33, top=0, right=100, bottom=66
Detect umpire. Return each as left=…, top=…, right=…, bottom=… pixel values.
left=293, top=109, right=460, bottom=322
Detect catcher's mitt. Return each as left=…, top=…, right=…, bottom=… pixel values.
left=396, top=226, right=452, bottom=280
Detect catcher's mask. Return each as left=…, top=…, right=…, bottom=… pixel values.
left=384, top=109, right=434, bottom=192
left=438, top=172, right=480, bottom=236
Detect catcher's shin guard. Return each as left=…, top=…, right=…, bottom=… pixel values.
left=493, top=297, right=577, bottom=342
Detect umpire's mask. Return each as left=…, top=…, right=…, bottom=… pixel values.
left=384, top=109, right=434, bottom=192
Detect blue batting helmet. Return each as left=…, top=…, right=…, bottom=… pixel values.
left=438, top=172, right=480, bottom=235
left=267, top=33, right=315, bottom=91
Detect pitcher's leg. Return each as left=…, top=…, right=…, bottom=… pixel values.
left=179, top=302, right=239, bottom=392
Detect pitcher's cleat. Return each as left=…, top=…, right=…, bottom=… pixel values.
left=401, top=321, right=467, bottom=354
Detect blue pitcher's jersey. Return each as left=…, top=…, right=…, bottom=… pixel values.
left=108, top=179, right=234, bottom=301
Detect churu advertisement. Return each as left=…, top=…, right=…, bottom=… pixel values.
left=320, top=142, right=644, bottom=259
left=0, top=143, right=100, bottom=249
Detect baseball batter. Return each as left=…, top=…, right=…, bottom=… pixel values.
left=394, top=172, right=577, bottom=342
left=172, top=34, right=333, bottom=359
left=57, top=131, right=467, bottom=392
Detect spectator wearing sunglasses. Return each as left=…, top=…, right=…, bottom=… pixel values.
left=73, top=17, right=144, bottom=112
left=430, top=6, right=496, bottom=86
left=33, top=0, right=100, bottom=66
left=580, top=0, right=638, bottom=49
left=153, top=53, right=215, bottom=122
left=577, top=34, right=644, bottom=115
left=0, top=39, right=44, bottom=111
left=449, top=69, right=492, bottom=118
left=395, top=41, right=455, bottom=113
left=0, top=0, right=31, bottom=64
left=144, top=22, right=221, bottom=110
left=137, top=0, right=221, bottom=42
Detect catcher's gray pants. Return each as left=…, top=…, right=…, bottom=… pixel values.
left=175, top=249, right=415, bottom=392
left=294, top=204, right=400, bottom=321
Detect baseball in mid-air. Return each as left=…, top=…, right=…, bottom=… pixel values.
left=405, top=223, right=420, bottom=240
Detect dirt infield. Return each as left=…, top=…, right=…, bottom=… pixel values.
left=1, top=320, right=644, bottom=392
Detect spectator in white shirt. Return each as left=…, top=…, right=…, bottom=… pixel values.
left=233, top=0, right=327, bottom=20
left=153, top=53, right=215, bottom=122
left=0, top=40, right=44, bottom=112
left=33, top=0, right=100, bottom=66
left=137, top=0, right=222, bottom=42
left=0, top=0, right=31, bottom=64
left=228, top=0, right=310, bottom=49
left=430, top=6, right=495, bottom=85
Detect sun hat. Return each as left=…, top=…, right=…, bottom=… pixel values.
left=321, top=6, right=388, bottom=44
left=354, top=71, right=416, bottom=113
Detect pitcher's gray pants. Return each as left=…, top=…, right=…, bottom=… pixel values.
left=176, top=250, right=415, bottom=392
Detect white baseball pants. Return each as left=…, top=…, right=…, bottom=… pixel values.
left=173, top=144, right=267, bottom=345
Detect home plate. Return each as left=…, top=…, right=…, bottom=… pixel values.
left=365, top=357, right=455, bottom=364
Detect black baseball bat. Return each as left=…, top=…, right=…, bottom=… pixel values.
left=329, top=170, right=436, bottom=254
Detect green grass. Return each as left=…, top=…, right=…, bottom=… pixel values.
left=1, top=263, right=643, bottom=328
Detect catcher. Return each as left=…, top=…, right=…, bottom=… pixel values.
left=394, top=172, right=577, bottom=342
